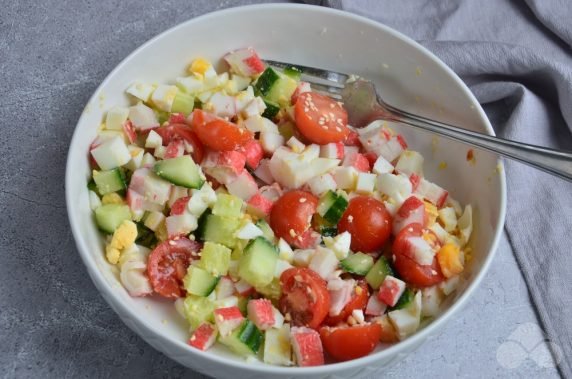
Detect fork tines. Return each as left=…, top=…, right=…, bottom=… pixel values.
left=264, top=59, right=348, bottom=100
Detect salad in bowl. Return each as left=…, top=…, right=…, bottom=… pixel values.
left=86, top=47, right=473, bottom=367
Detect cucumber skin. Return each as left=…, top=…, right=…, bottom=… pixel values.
left=340, top=253, right=374, bottom=275
left=389, top=288, right=414, bottom=311
left=323, top=195, right=348, bottom=224
left=94, top=204, right=131, bottom=234
left=365, top=256, right=394, bottom=289
left=254, top=67, right=280, bottom=97
left=154, top=156, right=204, bottom=189
left=262, top=100, right=280, bottom=119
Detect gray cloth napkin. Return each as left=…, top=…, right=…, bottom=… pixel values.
left=310, top=0, right=572, bottom=376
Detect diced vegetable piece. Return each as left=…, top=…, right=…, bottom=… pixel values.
left=316, top=190, right=348, bottom=224
left=199, top=242, right=232, bottom=276
left=283, top=65, right=302, bottom=80
left=143, top=210, right=165, bottom=232
left=372, top=314, right=399, bottom=343
left=395, top=150, right=424, bottom=176
left=219, top=319, right=263, bottom=357
left=93, top=168, right=126, bottom=195
left=238, top=237, right=278, bottom=287
left=377, top=276, right=406, bottom=307
left=199, top=214, right=241, bottom=248
left=356, top=172, right=376, bottom=193
left=255, top=219, right=276, bottom=243
left=438, top=207, right=457, bottom=232
left=255, top=67, right=281, bottom=97
left=376, top=173, right=412, bottom=206
left=183, top=295, right=215, bottom=329
left=439, top=275, right=460, bottom=295
left=290, top=327, right=324, bottom=367
left=372, top=155, right=394, bottom=175
left=365, top=256, right=394, bottom=289
left=212, top=194, right=243, bottom=218
left=247, top=298, right=275, bottom=330
left=333, top=166, right=358, bottom=190
left=95, top=204, right=131, bottom=234
left=214, top=306, right=245, bottom=337
left=421, top=286, right=443, bottom=318
left=183, top=266, right=220, bottom=297
left=154, top=156, right=204, bottom=189
left=340, top=252, right=374, bottom=276
left=188, top=322, right=218, bottom=351
left=171, top=91, right=195, bottom=116
left=262, top=99, right=280, bottom=119
left=226, top=171, right=258, bottom=201
left=215, top=277, right=235, bottom=300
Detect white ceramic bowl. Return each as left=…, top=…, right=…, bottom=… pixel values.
left=66, top=4, right=506, bottom=378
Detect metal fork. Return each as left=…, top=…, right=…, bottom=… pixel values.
left=266, top=59, right=572, bottom=182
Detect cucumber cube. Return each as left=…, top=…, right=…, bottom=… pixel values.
left=212, top=194, right=244, bottom=218
left=154, top=155, right=204, bottom=189
left=201, top=214, right=241, bottom=248
left=199, top=242, right=231, bottom=276
left=183, top=295, right=215, bottom=329
left=183, top=266, right=220, bottom=297
left=94, top=204, right=131, bottom=234
left=238, top=237, right=278, bottom=287
left=93, top=168, right=126, bottom=195
left=365, top=256, right=394, bottom=289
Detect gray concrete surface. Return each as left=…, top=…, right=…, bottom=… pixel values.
left=0, top=0, right=561, bottom=378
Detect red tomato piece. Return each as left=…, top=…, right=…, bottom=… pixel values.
left=279, top=268, right=331, bottom=329
left=190, top=109, right=253, bottom=151
left=363, top=152, right=377, bottom=168
left=170, top=196, right=191, bottom=216
left=270, top=190, right=318, bottom=246
left=294, top=92, right=349, bottom=144
left=344, top=130, right=361, bottom=147
left=324, top=281, right=369, bottom=326
left=319, top=323, right=382, bottom=361
left=393, top=223, right=445, bottom=287
left=338, top=196, right=392, bottom=252
left=147, top=238, right=202, bottom=299
left=154, top=123, right=205, bottom=163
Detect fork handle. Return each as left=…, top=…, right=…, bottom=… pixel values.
left=380, top=105, right=572, bottom=182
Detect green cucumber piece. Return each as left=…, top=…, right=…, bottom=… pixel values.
left=317, top=190, right=348, bottom=224
left=154, top=155, right=204, bottom=189
left=135, top=222, right=157, bottom=248
left=155, top=110, right=170, bottom=124
left=200, top=214, right=241, bottom=248
left=219, top=320, right=263, bottom=357
left=171, top=91, right=194, bottom=116
left=194, top=208, right=212, bottom=241
left=255, top=219, right=276, bottom=243
left=237, top=296, right=250, bottom=316
left=199, top=241, right=232, bottom=276
left=283, top=66, right=302, bottom=80
left=341, top=252, right=374, bottom=275
left=389, top=288, right=415, bottom=311
left=87, top=179, right=100, bottom=196
left=238, top=237, right=278, bottom=287
left=93, top=168, right=126, bottom=195
left=261, top=99, right=280, bottom=119
left=94, top=204, right=131, bottom=234
left=212, top=194, right=243, bottom=218
left=365, top=256, right=394, bottom=289
left=183, top=266, right=220, bottom=297
left=254, top=67, right=281, bottom=97
left=183, top=295, right=214, bottom=329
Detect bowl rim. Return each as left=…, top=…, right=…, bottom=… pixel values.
left=66, top=3, right=507, bottom=375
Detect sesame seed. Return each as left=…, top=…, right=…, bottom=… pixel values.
left=329, top=103, right=335, bottom=108
left=322, top=125, right=328, bottom=130
left=190, top=335, right=196, bottom=341
left=289, top=229, right=297, bottom=237
left=335, top=126, right=342, bottom=132
left=304, top=107, right=309, bottom=112
left=168, top=240, right=176, bottom=246
left=299, top=198, right=307, bottom=203
left=294, top=275, right=302, bottom=282
left=348, top=215, right=354, bottom=222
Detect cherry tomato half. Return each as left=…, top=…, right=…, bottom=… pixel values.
left=154, top=123, right=205, bottom=163
left=190, top=109, right=253, bottom=151
left=147, top=237, right=202, bottom=299
left=338, top=196, right=392, bottom=252
left=294, top=92, right=349, bottom=144
left=320, top=323, right=382, bottom=361
left=392, top=223, right=445, bottom=287
left=270, top=190, right=318, bottom=246
left=324, top=281, right=369, bottom=326
left=279, top=268, right=330, bottom=329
